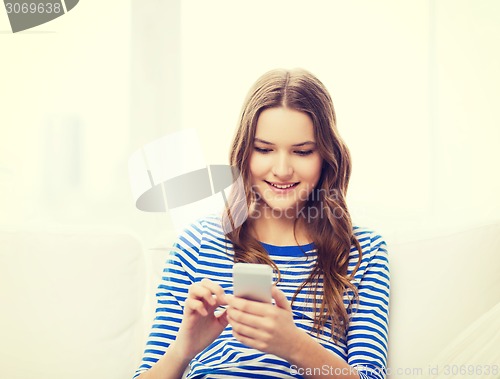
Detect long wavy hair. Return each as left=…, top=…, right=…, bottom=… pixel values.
left=223, top=68, right=363, bottom=342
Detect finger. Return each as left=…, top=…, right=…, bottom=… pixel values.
left=215, top=308, right=229, bottom=326
left=224, top=294, right=234, bottom=304
left=188, top=284, right=216, bottom=306
left=185, top=298, right=209, bottom=316
left=272, top=286, right=292, bottom=311
left=232, top=329, right=268, bottom=352
left=200, top=278, right=227, bottom=305
left=228, top=296, right=269, bottom=316
left=227, top=306, right=263, bottom=328
left=229, top=314, right=268, bottom=341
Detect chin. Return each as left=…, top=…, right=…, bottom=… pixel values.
left=259, top=201, right=301, bottom=218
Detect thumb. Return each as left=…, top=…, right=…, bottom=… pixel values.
left=215, top=308, right=229, bottom=326
left=272, top=286, right=292, bottom=311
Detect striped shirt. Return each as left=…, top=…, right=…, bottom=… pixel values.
left=133, top=215, right=390, bottom=379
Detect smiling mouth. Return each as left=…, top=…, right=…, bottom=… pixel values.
left=265, top=181, right=299, bottom=190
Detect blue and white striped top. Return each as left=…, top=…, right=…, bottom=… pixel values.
left=133, top=215, right=390, bottom=379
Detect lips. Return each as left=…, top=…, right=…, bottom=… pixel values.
left=264, top=181, right=299, bottom=190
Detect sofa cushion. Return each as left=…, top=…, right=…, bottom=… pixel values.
left=0, top=226, right=146, bottom=379
left=387, top=222, right=500, bottom=377
left=429, top=300, right=500, bottom=379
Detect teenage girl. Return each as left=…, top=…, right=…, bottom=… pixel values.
left=134, top=68, right=390, bottom=379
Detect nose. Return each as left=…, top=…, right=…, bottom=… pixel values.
left=271, top=153, right=293, bottom=178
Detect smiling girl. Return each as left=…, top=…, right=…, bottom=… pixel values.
left=133, top=69, right=390, bottom=379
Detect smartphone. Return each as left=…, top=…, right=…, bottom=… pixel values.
left=233, top=263, right=273, bottom=303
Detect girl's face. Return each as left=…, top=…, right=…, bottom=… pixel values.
left=249, top=107, right=323, bottom=218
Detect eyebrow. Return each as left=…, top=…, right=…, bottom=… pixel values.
left=254, top=138, right=317, bottom=147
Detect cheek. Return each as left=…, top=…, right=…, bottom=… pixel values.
left=298, top=157, right=323, bottom=182
left=249, top=154, right=266, bottom=179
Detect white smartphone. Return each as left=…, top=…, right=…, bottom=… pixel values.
left=233, top=263, right=273, bottom=303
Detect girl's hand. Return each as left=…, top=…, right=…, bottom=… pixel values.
left=226, top=285, right=304, bottom=361
left=173, top=278, right=229, bottom=360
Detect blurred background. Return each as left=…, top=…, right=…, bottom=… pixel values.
left=1, top=0, right=499, bottom=246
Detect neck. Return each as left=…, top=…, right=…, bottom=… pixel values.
left=249, top=206, right=311, bottom=246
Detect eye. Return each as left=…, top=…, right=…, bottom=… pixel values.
left=254, top=146, right=272, bottom=153
left=294, top=150, right=314, bottom=156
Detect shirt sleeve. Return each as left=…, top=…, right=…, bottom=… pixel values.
left=347, top=233, right=390, bottom=379
left=132, top=221, right=203, bottom=379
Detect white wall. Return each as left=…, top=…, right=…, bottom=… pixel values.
left=1, top=1, right=499, bottom=245
left=0, top=1, right=131, bottom=228
left=432, top=0, right=500, bottom=228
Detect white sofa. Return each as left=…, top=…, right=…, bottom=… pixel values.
left=387, top=222, right=500, bottom=378
left=1, top=222, right=499, bottom=379
left=0, top=226, right=146, bottom=379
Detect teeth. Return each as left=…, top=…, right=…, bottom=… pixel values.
left=270, top=183, right=295, bottom=189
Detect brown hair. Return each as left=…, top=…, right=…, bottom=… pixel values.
left=223, top=68, right=362, bottom=342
